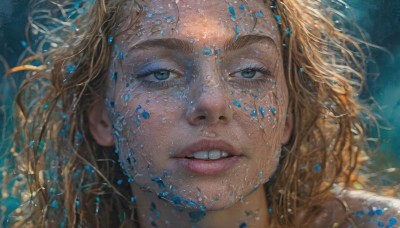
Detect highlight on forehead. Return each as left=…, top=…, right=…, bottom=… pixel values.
left=127, top=34, right=278, bottom=53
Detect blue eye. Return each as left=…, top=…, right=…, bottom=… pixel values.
left=240, top=69, right=257, bottom=78
left=153, top=70, right=172, bottom=80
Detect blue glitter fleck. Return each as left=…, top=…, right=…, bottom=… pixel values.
left=259, top=106, right=265, bottom=118
left=51, top=200, right=59, bottom=208
left=21, top=40, right=27, bottom=48
left=107, top=36, right=113, bottom=44
left=268, top=207, right=273, bottom=213
left=84, top=165, right=95, bottom=173
left=130, top=196, right=136, bottom=203
left=76, top=199, right=80, bottom=210
left=146, top=13, right=153, bottom=18
left=299, top=68, right=305, bottom=73
left=199, top=205, right=207, bottom=211
left=235, top=25, right=240, bottom=40
left=229, top=5, right=236, bottom=20
left=314, top=164, right=321, bottom=172
left=286, top=28, right=292, bottom=36
left=274, top=14, right=281, bottom=22
left=29, top=140, right=35, bottom=148
left=203, top=48, right=212, bottom=55
left=376, top=208, right=383, bottom=216
left=354, top=211, right=365, bottom=217
left=389, top=217, right=397, bottom=225
left=117, top=179, right=123, bottom=185
left=142, top=110, right=150, bottom=119
left=171, top=195, right=182, bottom=205
left=124, top=93, right=130, bottom=102
left=368, top=209, right=375, bottom=216
left=269, top=107, right=276, bottom=116
left=251, top=110, right=257, bottom=117
left=189, top=211, right=206, bottom=223
left=232, top=100, right=242, bottom=108
left=239, top=4, right=245, bottom=10
left=259, top=10, right=264, bottom=17
left=66, top=63, right=76, bottom=75
left=377, top=221, right=384, bottom=227
left=118, top=52, right=124, bottom=60
left=258, top=171, right=263, bottom=178
left=240, top=223, right=247, bottom=228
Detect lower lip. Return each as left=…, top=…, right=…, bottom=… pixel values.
left=175, top=156, right=241, bottom=175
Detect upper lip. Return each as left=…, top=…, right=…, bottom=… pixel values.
left=174, top=139, right=239, bottom=158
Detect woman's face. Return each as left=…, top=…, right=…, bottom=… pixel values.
left=103, top=0, right=291, bottom=210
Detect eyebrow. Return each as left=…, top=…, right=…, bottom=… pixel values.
left=129, top=34, right=276, bottom=53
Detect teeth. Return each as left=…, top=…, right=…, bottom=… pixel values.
left=189, top=150, right=230, bottom=160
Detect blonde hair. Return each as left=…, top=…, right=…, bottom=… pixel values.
left=8, top=0, right=372, bottom=227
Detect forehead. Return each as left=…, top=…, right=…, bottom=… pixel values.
left=119, top=0, right=280, bottom=48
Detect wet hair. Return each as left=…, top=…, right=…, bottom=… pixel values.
left=7, top=0, right=373, bottom=227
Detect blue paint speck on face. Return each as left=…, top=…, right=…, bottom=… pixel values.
left=142, top=110, right=150, bottom=119
left=274, top=14, right=281, bottom=22
left=239, top=4, right=245, bottom=10
left=130, top=196, right=136, bottom=203
left=76, top=199, right=80, bottom=210
left=107, top=36, right=113, bottom=44
left=389, top=217, right=397, bottom=225
left=235, top=25, right=240, bottom=40
left=258, top=171, right=263, bottom=178
left=135, top=105, right=142, bottom=112
left=152, top=177, right=166, bottom=189
left=124, top=93, right=130, bottom=102
left=314, top=164, right=321, bottom=172
left=171, top=195, right=182, bottom=205
left=117, top=179, right=123, bottom=185
left=259, top=10, right=264, bottom=17
left=189, top=211, right=206, bottom=223
left=199, top=205, right=207, bottom=211
left=229, top=5, right=236, bottom=20
left=377, top=221, right=384, bottom=227
left=376, top=208, right=383, bottom=216
left=203, top=48, right=212, bottom=55
left=269, top=107, right=276, bottom=116
left=259, top=106, right=265, bottom=118
left=354, top=211, right=365, bottom=217
left=135, top=116, right=141, bottom=126
left=268, top=207, right=273, bottom=213
left=368, top=209, right=375, bottom=216
left=240, top=222, right=247, bottom=228
left=146, top=13, right=153, bottom=18
left=118, top=52, right=124, bottom=60
left=299, top=67, right=305, bottom=73
left=232, top=100, right=242, bottom=108
left=251, top=110, right=257, bottom=117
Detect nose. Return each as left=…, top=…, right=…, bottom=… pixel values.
left=186, top=82, right=232, bottom=126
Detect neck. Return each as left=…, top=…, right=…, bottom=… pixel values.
left=131, top=185, right=270, bottom=228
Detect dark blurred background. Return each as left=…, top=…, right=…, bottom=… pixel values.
left=0, top=0, right=399, bottom=223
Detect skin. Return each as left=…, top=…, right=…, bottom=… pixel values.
left=90, top=0, right=291, bottom=227
left=86, top=0, right=400, bottom=227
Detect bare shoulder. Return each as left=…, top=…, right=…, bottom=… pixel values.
left=336, top=189, right=400, bottom=227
